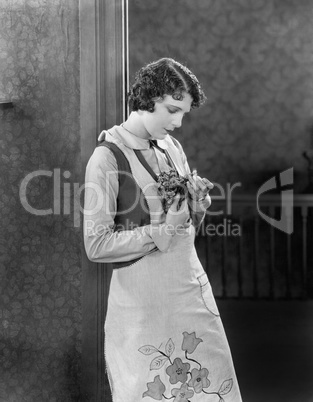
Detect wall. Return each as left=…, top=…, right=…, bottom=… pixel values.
left=129, top=0, right=313, bottom=192
left=0, top=1, right=81, bottom=401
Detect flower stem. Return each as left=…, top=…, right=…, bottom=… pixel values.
left=185, top=351, right=201, bottom=369
left=202, top=389, right=221, bottom=397
left=158, top=349, right=172, bottom=365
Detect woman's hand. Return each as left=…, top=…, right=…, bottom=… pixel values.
left=165, top=196, right=191, bottom=233
left=187, top=170, right=214, bottom=204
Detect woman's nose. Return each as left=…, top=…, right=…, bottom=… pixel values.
left=172, top=114, right=183, bottom=128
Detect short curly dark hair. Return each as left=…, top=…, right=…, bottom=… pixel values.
left=128, top=58, right=206, bottom=112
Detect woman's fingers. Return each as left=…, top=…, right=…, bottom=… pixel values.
left=187, top=173, right=214, bottom=201
left=202, top=177, right=214, bottom=190
left=170, top=194, right=180, bottom=206
left=196, top=177, right=207, bottom=193
left=183, top=218, right=192, bottom=228
left=188, top=172, right=213, bottom=193
left=168, top=195, right=187, bottom=213
left=166, top=196, right=190, bottom=229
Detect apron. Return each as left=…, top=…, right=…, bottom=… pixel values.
left=104, top=137, right=242, bottom=402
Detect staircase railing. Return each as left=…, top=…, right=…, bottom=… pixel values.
left=196, top=194, right=313, bottom=299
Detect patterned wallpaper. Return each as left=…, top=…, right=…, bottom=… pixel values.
left=0, top=1, right=81, bottom=401
left=129, top=0, right=313, bottom=192
left=1, top=0, right=313, bottom=400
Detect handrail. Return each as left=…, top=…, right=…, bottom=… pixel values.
left=212, top=193, right=313, bottom=206
left=198, top=193, right=313, bottom=300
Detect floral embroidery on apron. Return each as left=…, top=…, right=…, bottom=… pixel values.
left=140, top=331, right=233, bottom=401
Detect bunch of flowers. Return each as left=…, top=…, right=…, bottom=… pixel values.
left=157, top=169, right=188, bottom=213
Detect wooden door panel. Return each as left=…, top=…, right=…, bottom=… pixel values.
left=80, top=1, right=128, bottom=400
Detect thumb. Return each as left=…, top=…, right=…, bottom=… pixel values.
left=172, top=194, right=180, bottom=204
left=168, top=194, right=180, bottom=211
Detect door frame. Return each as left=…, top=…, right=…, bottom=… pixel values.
left=79, top=0, right=128, bottom=400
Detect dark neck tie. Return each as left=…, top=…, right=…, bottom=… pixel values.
left=150, top=140, right=177, bottom=171
left=149, top=140, right=164, bottom=152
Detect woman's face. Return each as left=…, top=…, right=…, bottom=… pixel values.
left=141, top=92, right=192, bottom=140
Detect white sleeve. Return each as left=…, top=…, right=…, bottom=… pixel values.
left=83, top=146, right=174, bottom=263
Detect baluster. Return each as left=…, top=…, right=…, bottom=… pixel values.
left=238, top=216, right=243, bottom=298
left=253, top=213, right=259, bottom=299
left=286, top=237, right=291, bottom=299
left=269, top=206, right=275, bottom=299
left=285, top=206, right=293, bottom=299
left=301, top=206, right=308, bottom=298
left=221, top=215, right=227, bottom=298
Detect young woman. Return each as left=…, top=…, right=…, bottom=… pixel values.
left=84, top=58, right=242, bottom=402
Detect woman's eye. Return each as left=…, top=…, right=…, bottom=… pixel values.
left=168, top=108, right=178, bottom=114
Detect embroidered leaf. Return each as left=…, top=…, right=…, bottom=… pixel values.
left=218, top=379, right=233, bottom=395
left=138, top=345, right=158, bottom=355
left=165, top=338, right=175, bottom=357
left=150, top=355, right=169, bottom=370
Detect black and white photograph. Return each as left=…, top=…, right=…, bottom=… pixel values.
left=1, top=1, right=313, bottom=401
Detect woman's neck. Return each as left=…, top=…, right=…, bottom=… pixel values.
left=122, top=112, right=150, bottom=139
